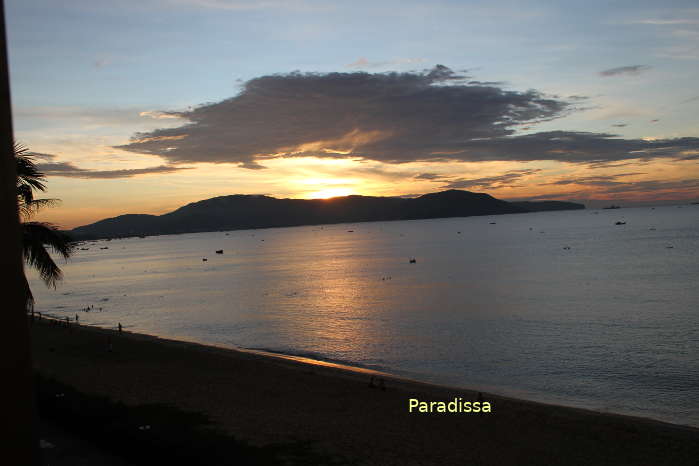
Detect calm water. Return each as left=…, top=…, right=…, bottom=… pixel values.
left=29, top=206, right=699, bottom=427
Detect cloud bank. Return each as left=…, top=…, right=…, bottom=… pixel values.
left=116, top=66, right=699, bottom=168
left=598, top=65, right=651, bottom=77
left=440, top=169, right=541, bottom=190
left=37, top=160, right=190, bottom=179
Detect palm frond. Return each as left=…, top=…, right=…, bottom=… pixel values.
left=14, top=142, right=47, bottom=195
left=19, top=198, right=60, bottom=219
left=14, top=144, right=73, bottom=298
left=22, top=222, right=74, bottom=288
left=17, top=183, right=34, bottom=208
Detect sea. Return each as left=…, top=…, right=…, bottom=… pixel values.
left=28, top=205, right=699, bottom=427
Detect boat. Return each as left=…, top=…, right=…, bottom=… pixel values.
left=603, top=205, right=621, bottom=209
left=215, top=250, right=223, bottom=254
left=615, top=221, right=626, bottom=225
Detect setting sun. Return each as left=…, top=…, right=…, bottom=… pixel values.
left=307, top=187, right=355, bottom=199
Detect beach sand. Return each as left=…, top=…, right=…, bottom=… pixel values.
left=31, top=320, right=699, bottom=465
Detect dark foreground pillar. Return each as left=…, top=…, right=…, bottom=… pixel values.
left=0, top=1, right=40, bottom=464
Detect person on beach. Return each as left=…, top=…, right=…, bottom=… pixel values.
left=75, top=314, right=79, bottom=323
left=118, top=322, right=122, bottom=333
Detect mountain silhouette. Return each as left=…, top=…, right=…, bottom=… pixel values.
left=69, top=190, right=583, bottom=239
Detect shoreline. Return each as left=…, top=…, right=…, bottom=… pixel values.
left=31, top=318, right=699, bottom=465
left=35, top=315, right=697, bottom=431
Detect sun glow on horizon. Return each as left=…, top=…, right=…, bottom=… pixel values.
left=307, top=187, right=356, bottom=199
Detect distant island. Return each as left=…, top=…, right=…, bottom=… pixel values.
left=69, top=190, right=584, bottom=240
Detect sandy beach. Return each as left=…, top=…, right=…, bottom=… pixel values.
left=31, top=319, right=699, bottom=465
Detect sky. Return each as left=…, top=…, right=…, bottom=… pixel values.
left=6, top=0, right=699, bottom=229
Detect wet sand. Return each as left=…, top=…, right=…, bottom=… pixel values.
left=31, top=319, right=699, bottom=465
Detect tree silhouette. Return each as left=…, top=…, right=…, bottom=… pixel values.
left=14, top=143, right=73, bottom=310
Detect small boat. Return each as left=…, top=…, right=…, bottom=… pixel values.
left=489, top=222, right=496, bottom=225
left=409, top=258, right=417, bottom=263
left=215, top=250, right=223, bottom=254
left=615, top=221, right=626, bottom=225
left=603, top=205, right=621, bottom=209
left=100, top=246, right=109, bottom=249
left=202, top=258, right=208, bottom=261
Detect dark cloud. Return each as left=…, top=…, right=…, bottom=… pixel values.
left=545, top=172, right=646, bottom=186
left=116, top=66, right=699, bottom=168
left=598, top=65, right=651, bottom=77
left=585, top=161, right=637, bottom=169
left=428, top=131, right=699, bottom=164
left=37, top=161, right=191, bottom=179
left=521, top=178, right=699, bottom=203
left=413, top=173, right=446, bottom=180
left=94, top=58, right=111, bottom=69
left=585, top=160, right=653, bottom=169
left=467, top=80, right=505, bottom=86
left=26, top=152, right=57, bottom=161
left=440, top=169, right=541, bottom=190
left=600, top=178, right=699, bottom=194
left=116, top=66, right=572, bottom=166
left=238, top=161, right=267, bottom=170
left=512, top=178, right=699, bottom=204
